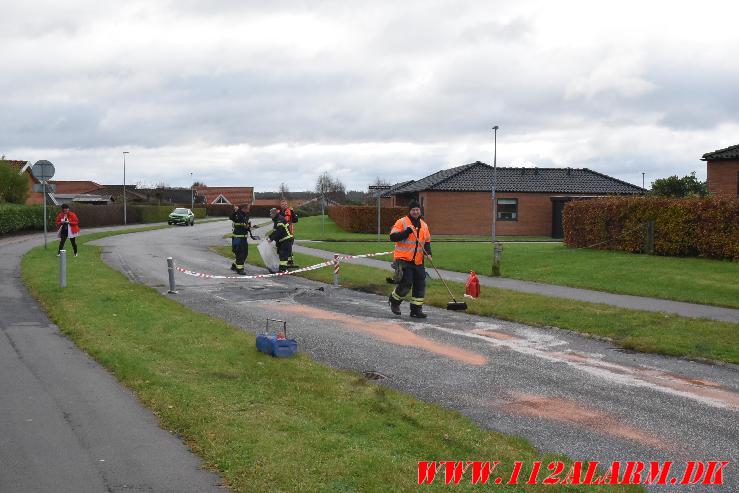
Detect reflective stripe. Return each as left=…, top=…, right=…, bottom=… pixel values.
left=235, top=264, right=244, bottom=269
left=279, top=260, right=288, bottom=266
left=232, top=222, right=247, bottom=226
left=230, top=234, right=248, bottom=238
left=391, top=290, right=403, bottom=301
left=410, top=298, right=424, bottom=306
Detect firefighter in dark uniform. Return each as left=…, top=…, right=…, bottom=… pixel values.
left=279, top=199, right=298, bottom=266
left=388, top=200, right=431, bottom=318
left=268, top=208, right=294, bottom=272
left=229, top=204, right=251, bottom=275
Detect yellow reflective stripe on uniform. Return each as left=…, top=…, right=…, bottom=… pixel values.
left=391, top=290, right=403, bottom=300
left=410, top=297, right=424, bottom=305
left=394, top=245, right=416, bottom=251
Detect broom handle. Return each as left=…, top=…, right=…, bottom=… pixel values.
left=423, top=249, right=458, bottom=303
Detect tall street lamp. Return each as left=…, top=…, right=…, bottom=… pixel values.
left=123, top=151, right=129, bottom=225
left=190, top=171, right=194, bottom=210
left=491, top=125, right=501, bottom=276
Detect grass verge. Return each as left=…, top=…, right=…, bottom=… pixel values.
left=302, top=241, right=739, bottom=309
left=216, top=246, right=739, bottom=365
left=21, top=231, right=641, bottom=492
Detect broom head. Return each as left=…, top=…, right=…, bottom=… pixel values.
left=446, top=301, right=468, bottom=311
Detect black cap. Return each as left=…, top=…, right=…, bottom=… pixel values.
left=408, top=200, right=421, bottom=211
left=61, top=203, right=70, bottom=209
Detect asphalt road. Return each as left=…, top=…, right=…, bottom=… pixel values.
left=90, top=220, right=739, bottom=491
left=0, top=229, right=225, bottom=493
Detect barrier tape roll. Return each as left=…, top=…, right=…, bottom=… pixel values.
left=175, top=251, right=393, bottom=280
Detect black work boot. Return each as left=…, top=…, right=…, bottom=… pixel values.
left=236, top=269, right=246, bottom=276
left=410, top=304, right=428, bottom=319
left=388, top=295, right=401, bottom=315
left=230, top=263, right=237, bottom=272
left=279, top=265, right=288, bottom=272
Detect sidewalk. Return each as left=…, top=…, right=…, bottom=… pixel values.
left=292, top=243, right=739, bottom=324
left=0, top=225, right=224, bottom=492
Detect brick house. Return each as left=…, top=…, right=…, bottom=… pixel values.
left=383, top=161, right=644, bottom=237
left=195, top=186, right=254, bottom=205
left=702, top=144, right=739, bottom=196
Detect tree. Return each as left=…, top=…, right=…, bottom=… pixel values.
left=315, top=172, right=346, bottom=203
left=0, top=162, right=29, bottom=204
left=370, top=177, right=392, bottom=188
left=278, top=182, right=290, bottom=199
left=192, top=181, right=206, bottom=188
left=651, top=172, right=707, bottom=197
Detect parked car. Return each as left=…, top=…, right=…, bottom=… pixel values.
left=168, top=208, right=195, bottom=226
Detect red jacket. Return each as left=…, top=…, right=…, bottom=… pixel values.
left=55, top=211, right=80, bottom=235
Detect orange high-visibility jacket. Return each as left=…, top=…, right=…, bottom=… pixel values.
left=391, top=216, right=431, bottom=265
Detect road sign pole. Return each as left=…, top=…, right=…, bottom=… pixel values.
left=43, top=181, right=48, bottom=249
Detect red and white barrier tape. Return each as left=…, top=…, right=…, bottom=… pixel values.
left=174, top=251, right=392, bottom=280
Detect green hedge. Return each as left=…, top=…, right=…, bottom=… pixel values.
left=0, top=204, right=57, bottom=234
left=563, top=196, right=739, bottom=260
left=0, top=204, right=208, bottom=235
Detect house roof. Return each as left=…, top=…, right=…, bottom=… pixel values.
left=701, top=144, right=739, bottom=161
left=195, top=186, right=254, bottom=205
left=50, top=180, right=102, bottom=194
left=372, top=180, right=415, bottom=198
left=388, top=161, right=644, bottom=195
left=88, top=185, right=148, bottom=201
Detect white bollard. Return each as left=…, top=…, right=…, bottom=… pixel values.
left=167, top=257, right=177, bottom=294
left=60, top=250, right=67, bottom=288
left=333, top=254, right=340, bottom=287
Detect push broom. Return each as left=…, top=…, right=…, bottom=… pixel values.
left=424, top=249, right=467, bottom=311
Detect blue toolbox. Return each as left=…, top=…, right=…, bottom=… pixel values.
left=256, top=319, right=298, bottom=358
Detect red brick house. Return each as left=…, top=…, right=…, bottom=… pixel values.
left=702, top=144, right=739, bottom=196
left=195, top=186, right=254, bottom=205
left=382, top=161, right=644, bottom=237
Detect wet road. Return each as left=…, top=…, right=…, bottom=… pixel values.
left=94, top=221, right=739, bottom=491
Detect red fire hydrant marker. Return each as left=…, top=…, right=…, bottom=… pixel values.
left=465, top=271, right=480, bottom=299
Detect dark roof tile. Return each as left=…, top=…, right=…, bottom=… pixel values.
left=701, top=144, right=739, bottom=161
left=390, top=162, right=643, bottom=195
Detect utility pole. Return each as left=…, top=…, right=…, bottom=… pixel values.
left=123, top=151, right=129, bottom=224
left=190, top=171, right=194, bottom=210
left=642, top=172, right=646, bottom=191
left=491, top=125, right=501, bottom=276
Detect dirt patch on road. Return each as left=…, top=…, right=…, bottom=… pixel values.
left=269, top=303, right=487, bottom=366
left=498, top=392, right=668, bottom=449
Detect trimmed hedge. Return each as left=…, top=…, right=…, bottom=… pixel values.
left=327, top=205, right=406, bottom=233
left=0, top=204, right=54, bottom=234
left=563, top=196, right=739, bottom=260
left=0, top=204, right=207, bottom=235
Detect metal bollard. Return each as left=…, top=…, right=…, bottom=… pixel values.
left=333, top=254, right=340, bottom=287
left=167, top=257, right=177, bottom=294
left=59, top=250, right=67, bottom=288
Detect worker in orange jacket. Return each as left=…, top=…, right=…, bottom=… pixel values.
left=388, top=200, right=431, bottom=318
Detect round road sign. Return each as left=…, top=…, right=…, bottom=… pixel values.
left=31, top=160, right=55, bottom=181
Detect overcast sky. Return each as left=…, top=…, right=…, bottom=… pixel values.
left=2, top=0, right=738, bottom=191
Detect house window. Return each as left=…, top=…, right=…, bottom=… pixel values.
left=214, top=195, right=230, bottom=204
left=497, top=198, right=518, bottom=221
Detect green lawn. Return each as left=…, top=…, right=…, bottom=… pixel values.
left=21, top=229, right=641, bottom=492
left=215, top=246, right=739, bottom=365
left=303, top=241, right=739, bottom=309
left=293, top=215, right=552, bottom=242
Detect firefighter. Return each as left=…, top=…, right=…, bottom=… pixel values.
left=268, top=207, right=294, bottom=272
left=388, top=200, right=431, bottom=318
left=229, top=204, right=251, bottom=275
left=279, top=199, right=298, bottom=266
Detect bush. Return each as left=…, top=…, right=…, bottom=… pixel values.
left=0, top=204, right=209, bottom=235
left=563, top=196, right=739, bottom=260
left=0, top=162, right=29, bottom=204
left=327, top=205, right=406, bottom=233
left=0, top=204, right=49, bottom=234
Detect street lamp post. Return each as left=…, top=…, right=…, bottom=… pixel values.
left=491, top=125, right=501, bottom=276
left=190, top=172, right=194, bottom=210
left=123, top=151, right=129, bottom=225
left=642, top=172, right=646, bottom=191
